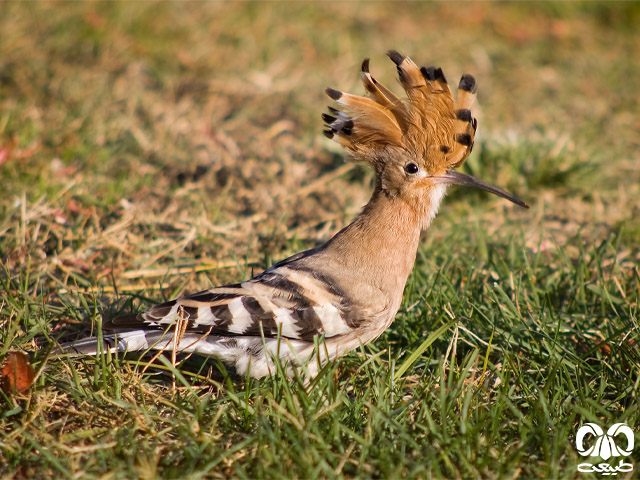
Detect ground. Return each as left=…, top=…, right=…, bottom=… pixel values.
left=1, top=2, right=639, bottom=479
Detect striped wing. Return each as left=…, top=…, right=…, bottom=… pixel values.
left=109, top=265, right=357, bottom=342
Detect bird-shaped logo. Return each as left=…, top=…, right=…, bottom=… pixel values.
left=576, top=423, right=634, bottom=460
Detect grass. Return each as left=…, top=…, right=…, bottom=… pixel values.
left=1, top=2, right=639, bottom=478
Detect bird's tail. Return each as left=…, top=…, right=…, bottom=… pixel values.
left=51, top=330, right=330, bottom=378
left=50, top=330, right=169, bottom=356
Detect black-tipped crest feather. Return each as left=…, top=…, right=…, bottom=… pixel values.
left=386, top=50, right=405, bottom=66
left=458, top=74, right=476, bottom=93
left=325, top=87, right=342, bottom=100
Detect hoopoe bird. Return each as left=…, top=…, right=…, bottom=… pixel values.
left=57, top=51, right=527, bottom=378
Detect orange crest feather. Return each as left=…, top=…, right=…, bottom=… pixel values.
left=323, top=50, right=478, bottom=173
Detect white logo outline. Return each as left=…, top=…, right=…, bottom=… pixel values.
left=575, top=422, right=634, bottom=475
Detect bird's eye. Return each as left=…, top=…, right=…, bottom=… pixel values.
left=405, top=162, right=419, bottom=175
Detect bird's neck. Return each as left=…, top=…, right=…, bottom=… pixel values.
left=322, top=186, right=444, bottom=300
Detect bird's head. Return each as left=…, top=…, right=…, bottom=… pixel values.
left=323, top=50, right=528, bottom=227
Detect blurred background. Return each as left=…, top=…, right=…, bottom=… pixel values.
left=1, top=2, right=638, bottom=297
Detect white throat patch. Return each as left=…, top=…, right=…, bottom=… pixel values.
left=423, top=183, right=448, bottom=229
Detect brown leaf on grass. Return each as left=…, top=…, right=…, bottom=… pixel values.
left=1, top=351, right=36, bottom=394
left=0, top=146, right=10, bottom=166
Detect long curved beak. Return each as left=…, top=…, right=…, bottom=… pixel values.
left=432, top=170, right=529, bottom=209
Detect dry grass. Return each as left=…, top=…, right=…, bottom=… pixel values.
left=1, top=3, right=638, bottom=295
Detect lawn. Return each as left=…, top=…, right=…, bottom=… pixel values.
left=1, top=2, right=639, bottom=478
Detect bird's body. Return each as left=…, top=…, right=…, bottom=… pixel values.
left=58, top=51, right=527, bottom=377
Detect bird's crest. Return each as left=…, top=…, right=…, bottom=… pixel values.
left=323, top=50, right=477, bottom=173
